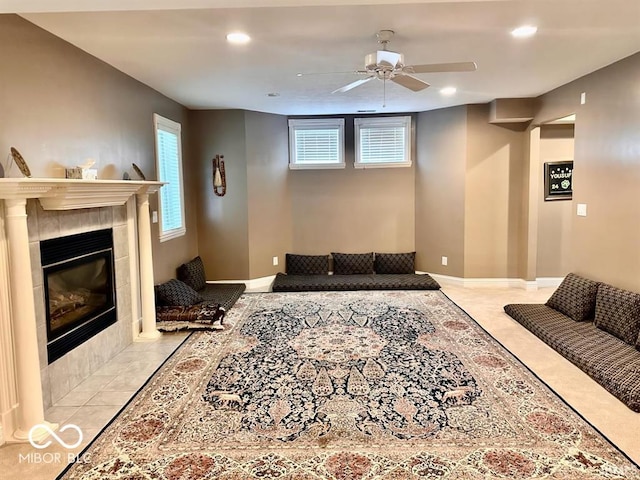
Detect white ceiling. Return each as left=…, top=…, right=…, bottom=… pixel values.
left=8, top=0, right=640, bottom=115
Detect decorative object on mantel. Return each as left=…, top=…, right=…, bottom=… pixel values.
left=122, top=171, right=130, bottom=180
left=9, top=147, right=32, bottom=178
left=65, top=159, right=97, bottom=180
left=212, top=154, right=226, bottom=197
left=132, top=162, right=146, bottom=180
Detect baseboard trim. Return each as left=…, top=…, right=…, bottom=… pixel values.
left=207, top=275, right=275, bottom=292
left=207, top=274, right=563, bottom=293
left=422, top=272, right=562, bottom=291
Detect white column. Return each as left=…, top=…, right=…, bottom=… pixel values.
left=4, top=199, right=56, bottom=441
left=136, top=192, right=160, bottom=340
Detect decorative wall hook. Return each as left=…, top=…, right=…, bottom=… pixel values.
left=213, top=154, right=226, bottom=197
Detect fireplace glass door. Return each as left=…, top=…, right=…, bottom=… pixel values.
left=41, top=229, right=117, bottom=363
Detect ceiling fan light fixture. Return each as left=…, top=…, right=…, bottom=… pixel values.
left=440, top=86, right=457, bottom=96
left=511, top=25, right=538, bottom=38
left=226, top=32, right=251, bottom=44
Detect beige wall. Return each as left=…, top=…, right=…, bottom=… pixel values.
left=532, top=53, right=640, bottom=291
left=0, top=15, right=197, bottom=283
left=189, top=110, right=292, bottom=280
left=189, top=110, right=250, bottom=280
left=415, top=107, right=467, bottom=277
left=245, top=111, right=292, bottom=279
left=289, top=115, right=415, bottom=256
left=464, top=104, right=525, bottom=278
left=536, top=124, right=574, bottom=278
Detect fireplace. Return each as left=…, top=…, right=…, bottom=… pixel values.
left=41, top=228, right=117, bottom=363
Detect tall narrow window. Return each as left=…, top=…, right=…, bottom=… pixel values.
left=354, top=116, right=412, bottom=168
left=153, top=114, right=186, bottom=242
left=288, top=118, right=345, bottom=169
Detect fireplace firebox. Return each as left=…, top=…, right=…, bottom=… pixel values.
left=41, top=229, right=117, bottom=363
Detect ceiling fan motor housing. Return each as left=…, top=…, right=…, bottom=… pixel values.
left=365, top=51, right=404, bottom=72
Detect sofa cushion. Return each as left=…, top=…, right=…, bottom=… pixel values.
left=177, top=256, right=207, bottom=292
left=594, top=283, right=640, bottom=346
left=286, top=254, right=330, bottom=275
left=156, top=279, right=203, bottom=306
left=545, top=273, right=599, bottom=321
left=374, top=252, right=416, bottom=274
left=332, top=252, right=374, bottom=275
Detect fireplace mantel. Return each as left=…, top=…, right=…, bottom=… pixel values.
left=0, top=178, right=163, bottom=210
left=0, top=178, right=164, bottom=444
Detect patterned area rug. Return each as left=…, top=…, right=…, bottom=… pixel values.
left=61, top=291, right=639, bottom=479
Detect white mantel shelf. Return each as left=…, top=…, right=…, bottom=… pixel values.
left=0, top=178, right=164, bottom=210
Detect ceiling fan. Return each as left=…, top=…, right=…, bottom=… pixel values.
left=318, top=30, right=477, bottom=97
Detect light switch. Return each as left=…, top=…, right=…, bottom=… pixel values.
left=577, top=204, right=587, bottom=217
left=152, top=211, right=158, bottom=223
left=580, top=92, right=586, bottom=105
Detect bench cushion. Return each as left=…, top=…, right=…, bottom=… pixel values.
left=504, top=303, right=640, bottom=412
left=286, top=254, right=330, bottom=275
left=156, top=279, right=203, bottom=306
left=271, top=273, right=440, bottom=292
left=374, top=252, right=416, bottom=274
left=177, top=256, right=207, bottom=292
left=594, top=283, right=640, bottom=346
left=332, top=252, right=374, bottom=275
left=545, top=273, right=599, bottom=322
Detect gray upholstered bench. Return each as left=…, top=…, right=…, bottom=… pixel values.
left=271, top=252, right=440, bottom=292
left=154, top=256, right=245, bottom=331
left=504, top=273, right=640, bottom=412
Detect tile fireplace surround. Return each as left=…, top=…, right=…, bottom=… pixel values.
left=0, top=179, right=162, bottom=446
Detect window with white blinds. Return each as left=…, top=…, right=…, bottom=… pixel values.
left=153, top=114, right=186, bottom=242
left=288, top=118, right=345, bottom=169
left=354, top=116, right=412, bottom=168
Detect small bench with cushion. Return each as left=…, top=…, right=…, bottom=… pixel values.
left=155, top=256, right=246, bottom=331
left=504, top=273, right=640, bottom=412
left=271, top=252, right=441, bottom=292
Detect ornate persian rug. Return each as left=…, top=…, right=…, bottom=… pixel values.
left=61, top=291, right=639, bottom=479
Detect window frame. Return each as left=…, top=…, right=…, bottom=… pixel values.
left=288, top=118, right=346, bottom=170
left=153, top=113, right=186, bottom=243
left=354, top=115, right=413, bottom=169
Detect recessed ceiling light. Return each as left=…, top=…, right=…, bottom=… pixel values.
left=226, top=32, right=251, bottom=44
left=511, top=25, right=538, bottom=38
left=440, top=86, right=457, bottom=96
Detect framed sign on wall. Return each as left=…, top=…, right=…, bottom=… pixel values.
left=544, top=160, right=573, bottom=201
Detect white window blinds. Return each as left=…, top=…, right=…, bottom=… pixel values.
left=355, top=116, right=412, bottom=168
left=288, top=118, right=345, bottom=169
left=154, top=114, right=186, bottom=242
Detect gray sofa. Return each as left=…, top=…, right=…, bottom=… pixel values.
left=504, top=273, right=640, bottom=412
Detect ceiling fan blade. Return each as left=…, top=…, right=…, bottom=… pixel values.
left=332, top=76, right=374, bottom=93
left=297, top=70, right=367, bottom=77
left=406, top=62, right=477, bottom=74
left=391, top=74, right=430, bottom=92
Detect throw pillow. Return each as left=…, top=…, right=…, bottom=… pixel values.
left=286, top=254, right=330, bottom=275
left=332, top=252, right=374, bottom=275
left=545, top=273, right=599, bottom=322
left=594, top=283, right=640, bottom=346
left=374, top=252, right=416, bottom=274
left=177, top=256, right=207, bottom=292
left=156, top=279, right=204, bottom=306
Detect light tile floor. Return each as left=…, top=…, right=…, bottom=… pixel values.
left=1, top=287, right=638, bottom=479
left=1, top=331, right=189, bottom=480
